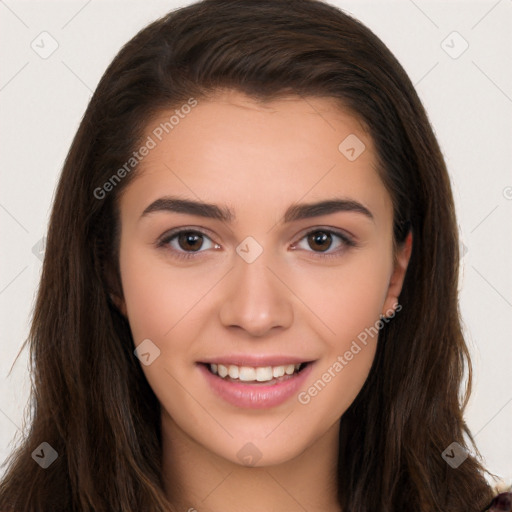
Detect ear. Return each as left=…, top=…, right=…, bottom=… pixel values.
left=382, top=230, right=412, bottom=317
left=103, top=257, right=128, bottom=317
left=109, top=291, right=127, bottom=317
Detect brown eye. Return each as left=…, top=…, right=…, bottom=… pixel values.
left=307, top=231, right=333, bottom=252
left=292, top=228, right=356, bottom=258
left=177, top=231, right=204, bottom=252
left=158, top=229, right=220, bottom=261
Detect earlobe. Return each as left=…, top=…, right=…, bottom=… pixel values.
left=382, top=230, right=413, bottom=317
left=104, top=260, right=127, bottom=317
left=109, top=292, right=127, bottom=317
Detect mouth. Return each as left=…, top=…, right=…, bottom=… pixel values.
left=202, top=361, right=311, bottom=385
left=197, top=360, right=315, bottom=409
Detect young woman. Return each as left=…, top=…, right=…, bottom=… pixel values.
left=0, top=0, right=509, bottom=510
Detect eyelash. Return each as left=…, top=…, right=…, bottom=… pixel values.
left=156, top=227, right=357, bottom=261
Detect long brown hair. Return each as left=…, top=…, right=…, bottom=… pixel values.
left=0, top=0, right=495, bottom=510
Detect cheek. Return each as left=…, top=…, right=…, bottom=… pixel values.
left=119, top=243, right=218, bottom=342
left=291, top=248, right=392, bottom=347
left=290, top=249, right=391, bottom=406
left=292, top=274, right=386, bottom=428
left=297, top=344, right=377, bottom=429
left=118, top=245, right=211, bottom=420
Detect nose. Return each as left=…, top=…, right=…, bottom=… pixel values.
left=218, top=252, right=294, bottom=337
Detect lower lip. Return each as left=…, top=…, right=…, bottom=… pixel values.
left=198, top=362, right=314, bottom=409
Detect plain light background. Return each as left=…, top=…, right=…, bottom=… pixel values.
left=1, top=0, right=511, bottom=483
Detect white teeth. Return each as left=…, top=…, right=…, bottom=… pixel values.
left=209, top=362, right=304, bottom=382
left=256, top=367, right=273, bottom=382
left=217, top=364, right=228, bottom=378
left=285, top=364, right=295, bottom=375
left=228, top=365, right=239, bottom=379
left=239, top=366, right=256, bottom=381
left=272, top=366, right=285, bottom=378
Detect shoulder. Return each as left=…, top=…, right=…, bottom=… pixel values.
left=482, top=481, right=512, bottom=512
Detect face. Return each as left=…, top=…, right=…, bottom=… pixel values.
left=115, top=90, right=411, bottom=467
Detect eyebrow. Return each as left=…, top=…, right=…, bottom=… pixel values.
left=140, top=196, right=374, bottom=223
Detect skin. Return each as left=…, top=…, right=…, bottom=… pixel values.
left=115, top=90, right=412, bottom=512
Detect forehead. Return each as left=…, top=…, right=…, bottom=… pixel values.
left=118, top=90, right=391, bottom=226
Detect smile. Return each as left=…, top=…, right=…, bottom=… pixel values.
left=208, top=362, right=305, bottom=382
left=198, top=361, right=314, bottom=409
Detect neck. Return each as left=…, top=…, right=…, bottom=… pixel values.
left=161, top=412, right=342, bottom=512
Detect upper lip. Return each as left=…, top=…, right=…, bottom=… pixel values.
left=199, top=355, right=315, bottom=367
